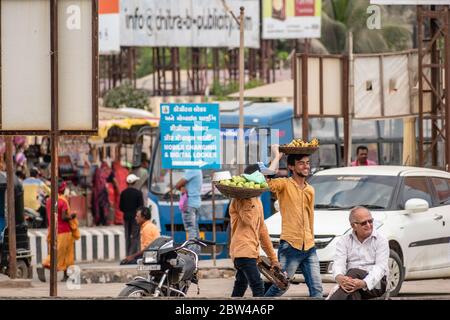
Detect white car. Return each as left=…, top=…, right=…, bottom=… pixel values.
left=264, top=166, right=450, bottom=296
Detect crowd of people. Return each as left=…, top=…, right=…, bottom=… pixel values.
left=4, top=138, right=387, bottom=296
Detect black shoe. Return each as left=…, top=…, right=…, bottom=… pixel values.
left=61, top=271, right=69, bottom=282
left=36, top=267, right=46, bottom=283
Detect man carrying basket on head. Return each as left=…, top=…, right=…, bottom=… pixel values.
left=264, top=143, right=323, bottom=299
left=229, top=164, right=281, bottom=297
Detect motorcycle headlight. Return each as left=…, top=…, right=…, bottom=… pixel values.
left=143, top=251, right=158, bottom=264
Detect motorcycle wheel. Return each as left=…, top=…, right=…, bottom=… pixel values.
left=16, top=260, right=29, bottom=279
left=118, top=285, right=154, bottom=297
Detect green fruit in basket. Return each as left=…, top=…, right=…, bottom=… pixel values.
left=261, top=182, right=268, bottom=188
left=229, top=182, right=237, bottom=187
left=253, top=184, right=260, bottom=189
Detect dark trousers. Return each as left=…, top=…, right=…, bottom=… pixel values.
left=328, top=268, right=387, bottom=300
left=231, top=258, right=265, bottom=297
left=124, top=217, right=140, bottom=256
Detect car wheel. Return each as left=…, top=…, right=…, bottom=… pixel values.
left=388, top=249, right=404, bottom=297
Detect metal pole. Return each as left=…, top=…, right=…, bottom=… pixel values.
left=444, top=7, right=450, bottom=172
left=301, top=53, right=309, bottom=140
left=170, top=169, right=174, bottom=239
left=347, top=31, right=354, bottom=166
left=211, top=180, right=216, bottom=266
left=418, top=6, right=425, bottom=167
left=343, top=56, right=350, bottom=166
left=6, top=137, right=16, bottom=279
left=238, top=7, right=245, bottom=174
left=50, top=0, right=59, bottom=296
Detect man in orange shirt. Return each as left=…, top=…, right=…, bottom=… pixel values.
left=121, top=207, right=160, bottom=264
left=229, top=164, right=281, bottom=297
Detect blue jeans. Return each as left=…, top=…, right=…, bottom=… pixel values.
left=182, top=206, right=201, bottom=254
left=232, top=258, right=265, bottom=297
left=265, top=240, right=323, bottom=298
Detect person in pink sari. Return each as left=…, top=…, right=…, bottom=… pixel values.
left=92, top=161, right=114, bottom=226
left=112, top=160, right=129, bottom=225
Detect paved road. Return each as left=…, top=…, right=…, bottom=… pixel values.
left=1, top=278, right=450, bottom=299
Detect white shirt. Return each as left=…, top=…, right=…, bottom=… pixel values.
left=332, top=229, right=389, bottom=291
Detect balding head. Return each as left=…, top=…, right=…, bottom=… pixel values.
left=349, top=206, right=370, bottom=223
left=349, top=206, right=374, bottom=241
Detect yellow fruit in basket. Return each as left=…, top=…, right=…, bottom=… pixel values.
left=310, top=138, right=319, bottom=147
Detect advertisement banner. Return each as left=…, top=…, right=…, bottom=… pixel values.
left=120, top=0, right=260, bottom=48
left=99, top=0, right=120, bottom=54
left=262, top=0, right=321, bottom=39
left=160, top=103, right=221, bottom=170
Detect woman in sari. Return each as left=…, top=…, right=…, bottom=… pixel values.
left=37, top=180, right=79, bottom=282
left=92, top=161, right=114, bottom=226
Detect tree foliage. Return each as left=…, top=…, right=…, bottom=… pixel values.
left=103, top=82, right=149, bottom=109
left=321, top=0, right=413, bottom=54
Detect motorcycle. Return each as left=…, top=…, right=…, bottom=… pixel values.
left=118, top=237, right=215, bottom=297
left=23, top=208, right=43, bottom=229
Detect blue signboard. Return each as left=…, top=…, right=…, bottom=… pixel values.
left=160, top=103, right=221, bottom=170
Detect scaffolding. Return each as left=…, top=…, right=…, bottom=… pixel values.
left=417, top=5, right=450, bottom=171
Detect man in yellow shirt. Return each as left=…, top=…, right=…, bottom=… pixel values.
left=229, top=164, right=280, bottom=297
left=264, top=145, right=323, bottom=298
left=23, top=167, right=50, bottom=228
left=122, top=207, right=160, bottom=264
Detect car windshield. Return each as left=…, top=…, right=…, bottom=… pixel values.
left=309, top=175, right=397, bottom=210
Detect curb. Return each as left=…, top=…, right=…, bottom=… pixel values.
left=0, top=278, right=33, bottom=289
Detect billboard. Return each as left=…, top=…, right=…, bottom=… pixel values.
left=262, top=0, right=322, bottom=39
left=99, top=0, right=121, bottom=54
left=0, top=0, right=98, bottom=133
left=120, top=0, right=260, bottom=48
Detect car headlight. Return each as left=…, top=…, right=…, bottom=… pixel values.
left=327, top=261, right=334, bottom=274
left=143, top=251, right=158, bottom=264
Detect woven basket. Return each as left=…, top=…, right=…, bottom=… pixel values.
left=278, top=146, right=319, bottom=155
left=214, top=182, right=270, bottom=199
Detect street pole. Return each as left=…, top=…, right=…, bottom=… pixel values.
left=211, top=180, right=216, bottom=266
left=238, top=7, right=245, bottom=174
left=50, top=0, right=59, bottom=296
left=347, top=31, right=354, bottom=166
left=6, top=137, right=16, bottom=279
left=221, top=1, right=245, bottom=174
left=170, top=169, right=174, bottom=240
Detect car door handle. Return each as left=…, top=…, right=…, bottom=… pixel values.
left=434, top=215, right=443, bottom=221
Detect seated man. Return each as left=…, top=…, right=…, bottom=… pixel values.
left=328, top=206, right=389, bottom=300
left=121, top=207, right=160, bottom=264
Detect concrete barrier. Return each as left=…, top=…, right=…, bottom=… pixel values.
left=28, top=226, right=126, bottom=266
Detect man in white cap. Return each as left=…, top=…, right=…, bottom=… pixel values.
left=119, top=174, right=144, bottom=257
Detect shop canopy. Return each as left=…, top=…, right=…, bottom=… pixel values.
left=90, top=107, right=160, bottom=143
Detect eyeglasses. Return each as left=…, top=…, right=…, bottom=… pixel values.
left=352, top=219, right=374, bottom=226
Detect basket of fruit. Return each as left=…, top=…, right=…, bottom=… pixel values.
left=279, top=138, right=319, bottom=155
left=214, top=175, right=270, bottom=199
